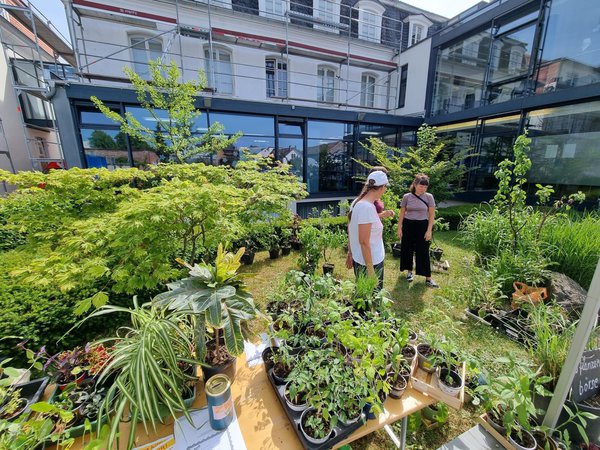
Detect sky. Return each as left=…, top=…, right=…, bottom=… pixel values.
left=33, top=0, right=489, bottom=45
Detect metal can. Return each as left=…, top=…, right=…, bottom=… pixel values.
left=205, top=374, right=234, bottom=430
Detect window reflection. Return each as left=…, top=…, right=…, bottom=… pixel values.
left=81, top=128, right=130, bottom=169
left=307, top=139, right=351, bottom=193
left=278, top=137, right=303, bottom=179
left=536, top=0, right=600, bottom=93
left=527, top=102, right=600, bottom=187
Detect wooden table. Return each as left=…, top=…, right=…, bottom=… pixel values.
left=60, top=354, right=435, bottom=449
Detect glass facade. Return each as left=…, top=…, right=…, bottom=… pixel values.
left=535, top=0, right=600, bottom=93
left=431, top=29, right=491, bottom=115
left=307, top=121, right=353, bottom=194
left=527, top=102, right=600, bottom=189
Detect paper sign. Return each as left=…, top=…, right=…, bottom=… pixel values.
left=572, top=349, right=600, bottom=403
left=173, top=407, right=247, bottom=450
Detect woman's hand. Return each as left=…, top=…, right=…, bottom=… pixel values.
left=345, top=252, right=354, bottom=269
left=424, top=230, right=432, bottom=241
left=381, top=210, right=395, bottom=218
left=397, top=228, right=403, bottom=239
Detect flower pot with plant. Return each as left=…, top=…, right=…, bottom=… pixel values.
left=28, top=347, right=86, bottom=390
left=298, top=225, right=321, bottom=274
left=153, top=244, right=262, bottom=383
left=76, top=297, right=201, bottom=450
left=279, top=226, right=292, bottom=255
left=300, top=408, right=333, bottom=445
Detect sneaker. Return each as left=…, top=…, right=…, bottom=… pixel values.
left=426, top=279, right=439, bottom=288
left=406, top=272, right=414, bottom=282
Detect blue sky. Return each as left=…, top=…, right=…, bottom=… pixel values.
left=34, top=0, right=489, bottom=45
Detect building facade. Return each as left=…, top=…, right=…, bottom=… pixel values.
left=0, top=0, right=75, bottom=181
left=426, top=0, right=600, bottom=202
left=50, top=0, right=600, bottom=210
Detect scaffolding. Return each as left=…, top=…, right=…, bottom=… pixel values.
left=64, top=0, right=430, bottom=112
left=0, top=0, right=75, bottom=172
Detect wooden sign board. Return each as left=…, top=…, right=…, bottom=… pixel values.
left=571, top=348, right=600, bottom=403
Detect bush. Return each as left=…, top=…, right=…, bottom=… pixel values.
left=0, top=250, right=131, bottom=366
left=436, top=204, right=480, bottom=231
left=541, top=213, right=600, bottom=290
left=487, top=247, right=552, bottom=295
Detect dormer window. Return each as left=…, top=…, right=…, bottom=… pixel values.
left=314, top=0, right=341, bottom=33
left=405, top=14, right=433, bottom=47
left=356, top=1, right=385, bottom=43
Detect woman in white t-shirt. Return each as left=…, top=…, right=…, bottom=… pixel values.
left=345, top=170, right=389, bottom=289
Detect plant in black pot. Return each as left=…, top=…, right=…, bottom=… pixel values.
left=154, top=244, right=262, bottom=383
left=279, top=226, right=292, bottom=256
left=298, top=225, right=321, bottom=274
left=316, top=227, right=346, bottom=275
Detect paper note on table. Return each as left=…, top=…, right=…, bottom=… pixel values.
left=173, top=407, right=247, bottom=450
left=244, top=333, right=270, bottom=367
left=133, top=435, right=175, bottom=450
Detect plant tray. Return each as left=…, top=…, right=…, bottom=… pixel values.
left=489, top=309, right=536, bottom=346
left=410, top=359, right=466, bottom=410
left=476, top=413, right=516, bottom=450
left=4, top=377, right=49, bottom=421
left=266, top=368, right=365, bottom=450
left=464, top=308, right=494, bottom=326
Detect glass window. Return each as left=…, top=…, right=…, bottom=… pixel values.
left=398, top=64, right=408, bottom=108
left=130, top=36, right=162, bottom=78
left=527, top=102, right=600, bottom=187
left=360, top=74, right=376, bottom=108
left=80, top=110, right=121, bottom=126
left=316, top=0, right=336, bottom=23
left=489, top=24, right=535, bottom=84
left=360, top=10, right=379, bottom=42
left=307, top=139, right=351, bottom=193
left=317, top=67, right=336, bottom=102
left=209, top=113, right=274, bottom=136
left=81, top=128, right=131, bottom=169
left=535, top=0, right=600, bottom=93
left=205, top=48, right=234, bottom=95
left=411, top=23, right=424, bottom=45
left=279, top=121, right=303, bottom=136
left=264, top=0, right=285, bottom=18
left=278, top=137, right=303, bottom=179
left=436, top=121, right=478, bottom=190
left=431, top=29, right=491, bottom=116
left=308, top=121, right=353, bottom=140
left=266, top=58, right=288, bottom=98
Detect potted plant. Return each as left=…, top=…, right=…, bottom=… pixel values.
left=154, top=244, right=262, bottom=383
left=78, top=298, right=199, bottom=450
left=28, top=346, right=86, bottom=390
left=279, top=226, right=292, bottom=256
left=0, top=388, right=27, bottom=421
left=297, top=225, right=321, bottom=274
left=391, top=242, right=402, bottom=258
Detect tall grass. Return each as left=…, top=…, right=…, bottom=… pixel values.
left=541, top=213, right=600, bottom=290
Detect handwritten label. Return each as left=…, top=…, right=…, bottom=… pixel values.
left=572, top=349, right=600, bottom=403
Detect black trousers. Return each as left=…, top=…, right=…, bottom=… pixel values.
left=353, top=260, right=384, bottom=291
left=400, top=219, right=431, bottom=277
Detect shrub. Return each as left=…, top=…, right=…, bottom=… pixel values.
left=0, top=250, right=131, bottom=366
left=436, top=204, right=480, bottom=231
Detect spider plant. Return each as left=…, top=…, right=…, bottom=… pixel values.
left=82, top=297, right=200, bottom=450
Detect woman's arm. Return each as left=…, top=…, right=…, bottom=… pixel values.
left=345, top=220, right=353, bottom=269
left=425, top=205, right=435, bottom=241
left=397, top=207, right=406, bottom=239
left=358, top=223, right=374, bottom=275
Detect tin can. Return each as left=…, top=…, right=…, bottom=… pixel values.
left=205, top=374, right=234, bottom=430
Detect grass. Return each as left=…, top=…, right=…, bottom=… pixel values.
left=240, top=231, right=530, bottom=450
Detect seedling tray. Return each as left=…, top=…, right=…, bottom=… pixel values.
left=410, top=359, right=466, bottom=410
left=6, top=377, right=49, bottom=420
left=266, top=368, right=365, bottom=450
left=464, top=308, right=494, bottom=326
left=489, top=309, right=535, bottom=346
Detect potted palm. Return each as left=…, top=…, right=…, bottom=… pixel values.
left=153, top=244, right=262, bottom=382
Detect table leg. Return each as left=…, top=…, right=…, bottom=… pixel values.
left=400, top=416, right=408, bottom=450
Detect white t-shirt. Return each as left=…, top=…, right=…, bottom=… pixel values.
left=349, top=200, right=385, bottom=266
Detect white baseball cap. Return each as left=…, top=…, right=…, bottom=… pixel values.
left=367, top=170, right=389, bottom=187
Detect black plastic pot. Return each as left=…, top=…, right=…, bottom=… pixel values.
left=364, top=391, right=387, bottom=420
left=241, top=250, right=255, bottom=265
left=281, top=246, right=291, bottom=256
left=269, top=248, right=281, bottom=259
left=290, top=240, right=302, bottom=251
left=322, top=263, right=334, bottom=275
left=261, top=346, right=278, bottom=371
left=202, top=356, right=237, bottom=383
left=392, top=243, right=402, bottom=258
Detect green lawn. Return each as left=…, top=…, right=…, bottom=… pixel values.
left=241, top=231, right=530, bottom=450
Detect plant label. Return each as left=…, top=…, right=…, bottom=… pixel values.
left=572, top=348, right=600, bottom=403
